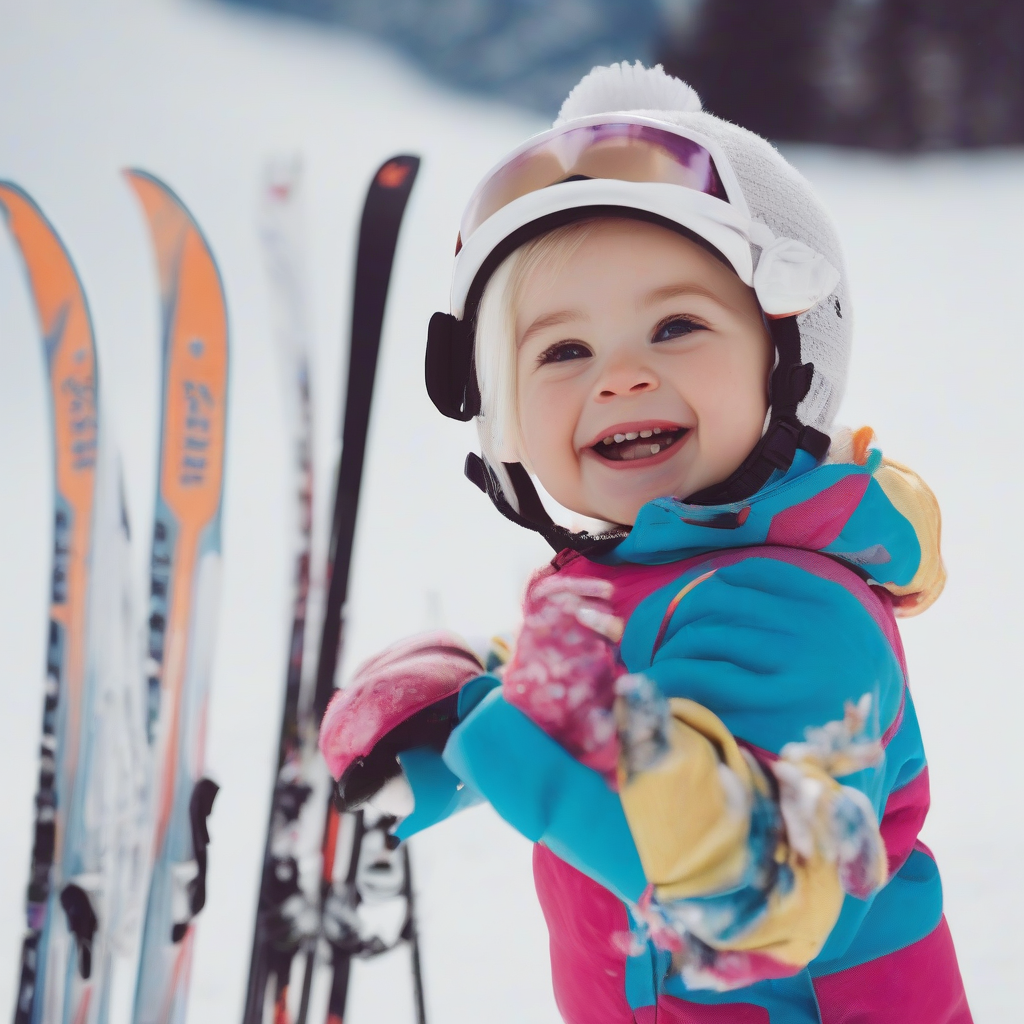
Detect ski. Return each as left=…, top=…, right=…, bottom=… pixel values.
left=314, top=811, right=425, bottom=1024
left=0, top=182, right=146, bottom=1024
left=294, top=154, right=422, bottom=1024
left=2, top=180, right=102, bottom=1024
left=124, top=171, right=229, bottom=1024
left=241, top=159, right=325, bottom=1024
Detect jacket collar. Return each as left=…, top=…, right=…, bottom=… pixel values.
left=602, top=446, right=927, bottom=597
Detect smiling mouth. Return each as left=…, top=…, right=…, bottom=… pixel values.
left=591, top=426, right=690, bottom=462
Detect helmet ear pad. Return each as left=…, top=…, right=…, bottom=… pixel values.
left=425, top=312, right=480, bottom=421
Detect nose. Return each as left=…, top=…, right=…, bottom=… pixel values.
left=594, top=354, right=659, bottom=401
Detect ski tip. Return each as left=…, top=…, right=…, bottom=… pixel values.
left=0, top=180, right=38, bottom=219
left=122, top=168, right=169, bottom=222
left=122, top=169, right=228, bottom=304
left=374, top=155, right=420, bottom=191
left=263, top=153, right=304, bottom=201
left=121, top=167, right=158, bottom=199
left=0, top=179, right=28, bottom=200
left=0, top=181, right=96, bottom=340
left=122, top=167, right=157, bottom=186
left=121, top=169, right=196, bottom=230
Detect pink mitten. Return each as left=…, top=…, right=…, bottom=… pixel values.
left=319, top=631, right=483, bottom=806
left=503, top=575, right=625, bottom=785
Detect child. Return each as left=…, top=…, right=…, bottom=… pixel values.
left=320, top=63, right=971, bottom=1022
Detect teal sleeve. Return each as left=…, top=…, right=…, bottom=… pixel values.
left=457, top=672, right=503, bottom=718
left=393, top=746, right=483, bottom=840
left=389, top=673, right=502, bottom=841
left=618, top=555, right=929, bottom=966
left=442, top=687, right=647, bottom=902
left=623, top=557, right=906, bottom=818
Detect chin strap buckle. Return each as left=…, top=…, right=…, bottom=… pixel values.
left=759, top=419, right=831, bottom=474
left=762, top=418, right=802, bottom=471
left=798, top=424, right=832, bottom=460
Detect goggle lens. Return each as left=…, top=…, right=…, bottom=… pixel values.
left=461, top=122, right=730, bottom=239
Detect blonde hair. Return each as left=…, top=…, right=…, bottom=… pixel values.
left=474, top=220, right=600, bottom=507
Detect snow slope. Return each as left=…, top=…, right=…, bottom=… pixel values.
left=0, top=1, right=1021, bottom=1020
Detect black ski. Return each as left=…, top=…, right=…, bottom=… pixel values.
left=305, top=150, right=423, bottom=1024
left=243, top=153, right=421, bottom=1024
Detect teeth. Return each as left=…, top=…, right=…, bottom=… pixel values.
left=596, top=428, right=677, bottom=453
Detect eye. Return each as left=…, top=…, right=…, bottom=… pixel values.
left=652, top=316, right=707, bottom=343
left=538, top=340, right=592, bottom=365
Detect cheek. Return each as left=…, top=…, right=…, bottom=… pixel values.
left=681, top=337, right=770, bottom=448
left=727, top=341, right=769, bottom=417
left=516, top=367, right=579, bottom=473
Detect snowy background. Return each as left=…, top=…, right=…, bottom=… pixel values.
left=0, top=0, right=1021, bottom=1021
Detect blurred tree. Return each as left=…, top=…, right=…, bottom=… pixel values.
left=223, top=0, right=659, bottom=113
left=659, top=0, right=1024, bottom=149
left=221, top=0, right=1024, bottom=147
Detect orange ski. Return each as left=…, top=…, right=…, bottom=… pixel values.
left=125, top=171, right=228, bottom=1024
left=1, top=183, right=101, bottom=1024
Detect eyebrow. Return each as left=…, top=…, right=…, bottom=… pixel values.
left=519, top=309, right=587, bottom=346
left=639, top=282, right=723, bottom=309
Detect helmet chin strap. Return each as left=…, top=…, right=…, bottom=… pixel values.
left=464, top=315, right=830, bottom=555
left=464, top=453, right=630, bottom=556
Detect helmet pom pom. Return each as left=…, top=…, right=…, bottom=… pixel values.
left=555, top=62, right=702, bottom=125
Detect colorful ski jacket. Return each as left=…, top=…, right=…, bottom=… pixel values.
left=396, top=432, right=971, bottom=1023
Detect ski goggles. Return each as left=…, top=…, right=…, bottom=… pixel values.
left=449, top=114, right=839, bottom=326
left=459, top=119, right=734, bottom=242
left=431, top=116, right=840, bottom=422
left=450, top=115, right=770, bottom=319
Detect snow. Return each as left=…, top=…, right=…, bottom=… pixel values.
left=0, top=0, right=1021, bottom=1020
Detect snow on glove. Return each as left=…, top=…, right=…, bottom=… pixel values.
left=773, top=693, right=889, bottom=899
left=503, top=575, right=625, bottom=785
left=614, top=679, right=889, bottom=992
left=318, top=631, right=484, bottom=810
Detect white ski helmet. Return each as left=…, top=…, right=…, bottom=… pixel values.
left=425, top=62, right=851, bottom=550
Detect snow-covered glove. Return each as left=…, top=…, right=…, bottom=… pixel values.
left=318, top=631, right=484, bottom=811
left=614, top=681, right=889, bottom=992
left=773, top=694, right=889, bottom=900
left=503, top=575, right=625, bottom=785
